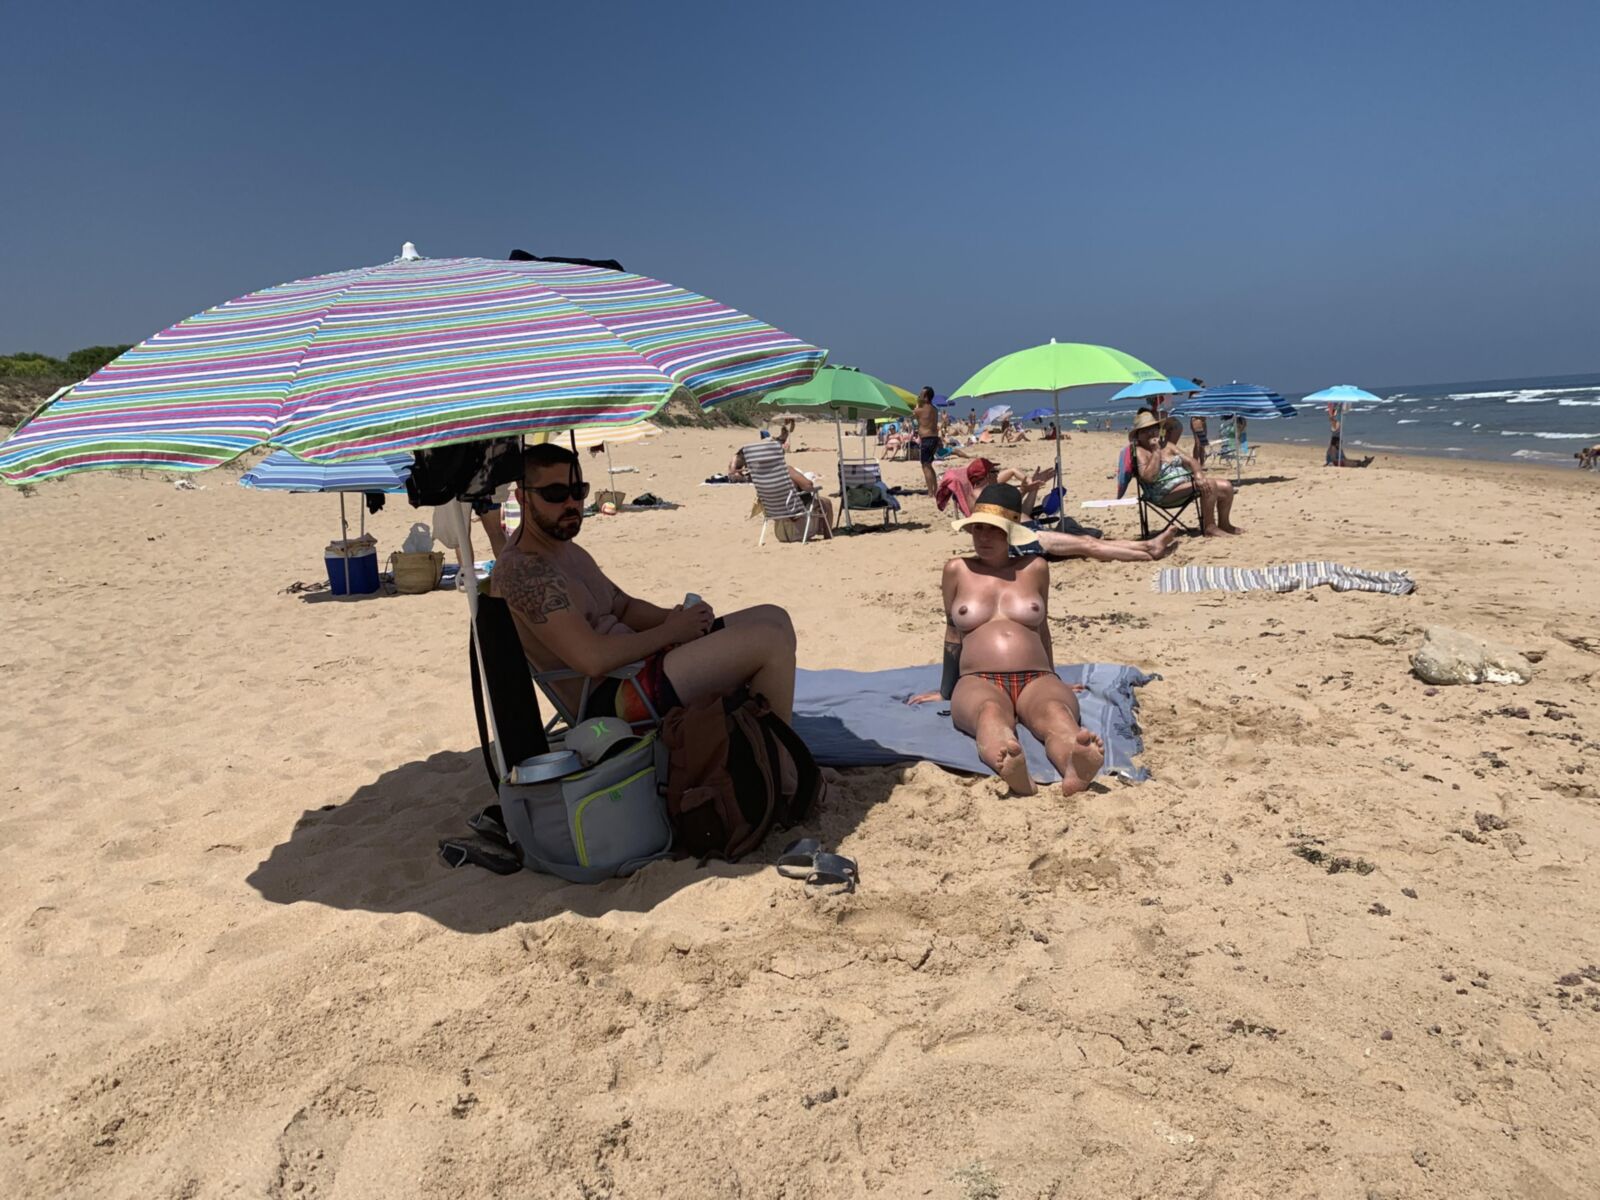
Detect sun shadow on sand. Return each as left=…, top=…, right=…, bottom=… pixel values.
left=1232, top=473, right=1296, bottom=487
left=246, top=747, right=902, bottom=934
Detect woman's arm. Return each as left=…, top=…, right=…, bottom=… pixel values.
left=909, top=559, right=966, bottom=704
left=1027, top=558, right=1055, bottom=667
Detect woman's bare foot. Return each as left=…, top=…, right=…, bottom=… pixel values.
left=1151, top=527, right=1180, bottom=558
left=1055, top=729, right=1104, bottom=796
left=978, top=720, right=1036, bottom=795
left=1218, top=522, right=1244, bottom=534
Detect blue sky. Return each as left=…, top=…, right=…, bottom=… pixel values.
left=6, top=0, right=1597, bottom=391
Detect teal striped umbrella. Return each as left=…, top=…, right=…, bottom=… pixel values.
left=0, top=245, right=825, bottom=484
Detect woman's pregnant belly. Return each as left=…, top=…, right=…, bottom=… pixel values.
left=959, top=619, right=1051, bottom=675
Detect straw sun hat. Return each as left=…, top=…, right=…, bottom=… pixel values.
left=1131, top=410, right=1162, bottom=433
left=951, top=483, right=1039, bottom=547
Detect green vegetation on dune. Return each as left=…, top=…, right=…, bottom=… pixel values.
left=0, top=345, right=133, bottom=381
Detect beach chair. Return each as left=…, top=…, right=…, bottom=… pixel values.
left=468, top=593, right=660, bottom=788
left=1216, top=419, right=1257, bottom=469
left=839, top=460, right=901, bottom=530
left=745, top=439, right=827, bottom=545
left=1136, top=469, right=1204, bottom=538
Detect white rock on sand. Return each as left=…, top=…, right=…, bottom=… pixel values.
left=1, top=426, right=1598, bottom=1198
left=1411, top=625, right=1537, bottom=685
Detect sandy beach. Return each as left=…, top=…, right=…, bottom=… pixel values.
left=3, top=426, right=1598, bottom=1199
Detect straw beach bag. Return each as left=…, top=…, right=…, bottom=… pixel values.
left=389, top=550, right=444, bottom=594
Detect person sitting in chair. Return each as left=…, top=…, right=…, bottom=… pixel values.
left=493, top=443, right=799, bottom=721
left=1133, top=412, right=1242, bottom=536
left=907, top=483, right=1104, bottom=796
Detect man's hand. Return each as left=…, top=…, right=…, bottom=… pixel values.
left=664, top=602, right=714, bottom=643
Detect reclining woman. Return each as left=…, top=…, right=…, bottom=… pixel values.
left=1133, top=412, right=1243, bottom=536
left=909, top=483, right=1105, bottom=796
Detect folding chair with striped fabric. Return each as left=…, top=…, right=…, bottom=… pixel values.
left=743, top=439, right=826, bottom=545
left=839, top=460, right=901, bottom=530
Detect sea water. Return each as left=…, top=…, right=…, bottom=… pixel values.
left=1030, top=372, right=1600, bottom=464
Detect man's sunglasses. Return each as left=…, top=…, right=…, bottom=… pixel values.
left=524, top=481, right=590, bottom=504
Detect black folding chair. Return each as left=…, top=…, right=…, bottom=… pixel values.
left=1137, top=471, right=1205, bottom=539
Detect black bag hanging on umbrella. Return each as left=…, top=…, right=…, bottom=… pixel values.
left=405, top=438, right=523, bottom=508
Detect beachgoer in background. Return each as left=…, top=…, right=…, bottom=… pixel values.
left=967, top=409, right=978, bottom=435
left=1326, top=405, right=1345, bottom=466
left=473, top=487, right=510, bottom=558
left=915, top=387, right=942, bottom=495
left=727, top=448, right=751, bottom=482
left=880, top=421, right=909, bottom=460
left=1133, top=412, right=1242, bottom=535
left=1190, top=415, right=1209, bottom=467
left=494, top=443, right=799, bottom=721
left=936, top=457, right=1053, bottom=516
left=1577, top=445, right=1599, bottom=469
left=1034, top=524, right=1179, bottom=562
left=906, top=483, right=1104, bottom=796
left=775, top=417, right=796, bottom=450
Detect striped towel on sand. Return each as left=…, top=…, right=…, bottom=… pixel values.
left=1154, top=561, right=1415, bottom=596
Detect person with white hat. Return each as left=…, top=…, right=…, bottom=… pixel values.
left=1132, top=410, right=1243, bottom=535
left=908, top=482, right=1104, bottom=797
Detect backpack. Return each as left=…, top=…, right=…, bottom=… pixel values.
left=660, top=691, right=824, bottom=861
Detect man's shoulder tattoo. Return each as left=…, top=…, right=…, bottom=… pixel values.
left=502, top=554, right=572, bottom=624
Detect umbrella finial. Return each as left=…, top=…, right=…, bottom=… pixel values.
left=400, top=242, right=422, bottom=261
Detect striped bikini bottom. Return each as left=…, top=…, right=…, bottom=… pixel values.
left=971, top=669, right=1052, bottom=705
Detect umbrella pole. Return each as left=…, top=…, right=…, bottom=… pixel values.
left=606, top=443, right=615, bottom=493
left=836, top=412, right=852, bottom=530
left=339, top=492, right=351, bottom=596
left=1052, top=388, right=1064, bottom=530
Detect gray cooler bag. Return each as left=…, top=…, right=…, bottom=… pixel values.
left=498, top=734, right=672, bottom=883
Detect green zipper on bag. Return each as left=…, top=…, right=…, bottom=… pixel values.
left=572, top=766, right=654, bottom=867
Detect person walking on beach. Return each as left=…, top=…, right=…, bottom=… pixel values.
left=915, top=387, right=942, bottom=495
left=493, top=443, right=799, bottom=721
left=1189, top=415, right=1209, bottom=467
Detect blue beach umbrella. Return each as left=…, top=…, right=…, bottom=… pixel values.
left=239, top=450, right=413, bottom=494
left=1110, top=376, right=1202, bottom=403
left=1169, top=384, right=1298, bottom=420
left=1303, top=385, right=1384, bottom=463
left=241, top=450, right=415, bottom=590
left=932, top=393, right=954, bottom=408
left=1170, top=384, right=1296, bottom=479
left=1024, top=406, right=1056, bottom=422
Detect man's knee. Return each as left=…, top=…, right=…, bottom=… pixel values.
left=739, top=603, right=796, bottom=648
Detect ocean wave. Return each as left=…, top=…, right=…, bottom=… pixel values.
left=1558, top=398, right=1600, bottom=406
left=1396, top=419, right=1420, bottom=424
left=1452, top=420, right=1464, bottom=426
left=1511, top=448, right=1570, bottom=460
left=1498, top=430, right=1599, bottom=440
left=1505, top=396, right=1555, bottom=403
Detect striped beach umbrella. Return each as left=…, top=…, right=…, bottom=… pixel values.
left=0, top=246, right=824, bottom=485
left=238, top=450, right=413, bottom=493
left=1168, top=383, right=1298, bottom=420
left=1170, top=384, right=1297, bottom=479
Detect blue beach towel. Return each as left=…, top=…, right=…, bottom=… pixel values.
left=793, top=664, right=1157, bottom=784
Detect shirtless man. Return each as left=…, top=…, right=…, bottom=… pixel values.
left=492, top=443, right=798, bottom=720
left=909, top=483, right=1105, bottom=796
left=914, top=387, right=942, bottom=495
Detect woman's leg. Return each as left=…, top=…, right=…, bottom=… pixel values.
left=1015, top=675, right=1104, bottom=796
left=1213, top=479, right=1242, bottom=533
left=952, top=676, right=1034, bottom=795
left=1035, top=526, right=1177, bottom=561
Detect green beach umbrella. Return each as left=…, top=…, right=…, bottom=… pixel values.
left=953, top=340, right=1165, bottom=528
left=759, top=365, right=915, bottom=527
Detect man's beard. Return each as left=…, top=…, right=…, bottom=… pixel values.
left=535, top=508, right=583, bottom=541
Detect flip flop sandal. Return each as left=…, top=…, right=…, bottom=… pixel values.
left=776, top=837, right=824, bottom=879
left=805, top=852, right=859, bottom=893
left=467, top=804, right=513, bottom=849
left=438, top=837, right=522, bottom=876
